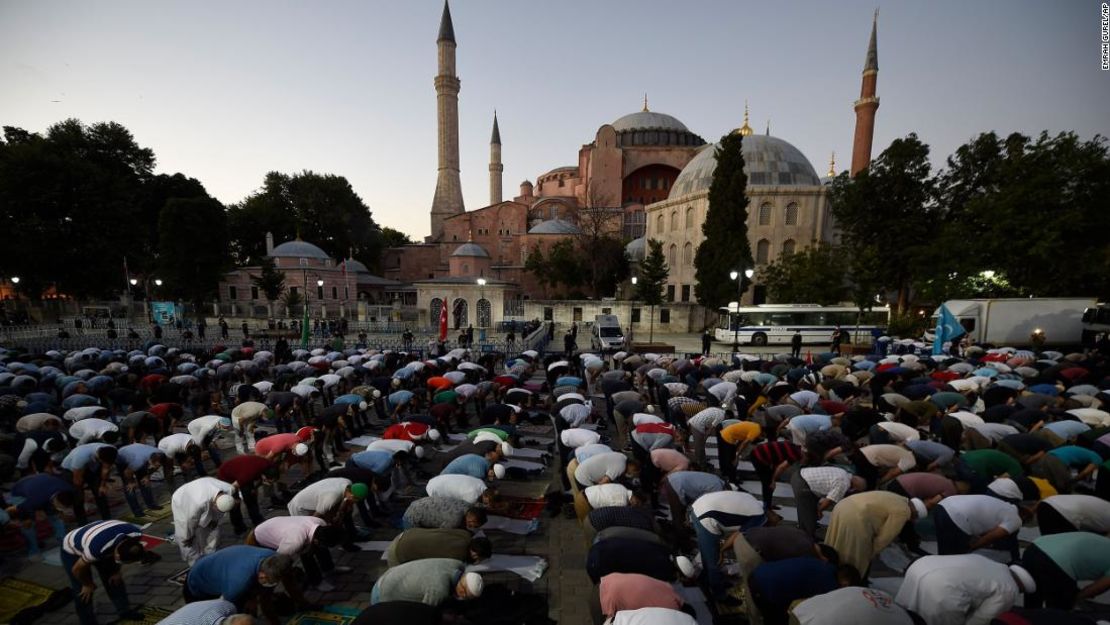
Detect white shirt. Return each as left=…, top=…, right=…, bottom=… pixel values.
left=792, top=587, right=914, bottom=625
left=574, top=452, right=627, bottom=486
left=187, top=415, right=225, bottom=445
left=561, top=428, right=601, bottom=449
left=632, top=413, right=664, bottom=426
left=895, top=554, right=1018, bottom=625
left=948, top=411, right=985, bottom=428
left=574, top=443, right=613, bottom=464
left=687, top=407, right=726, bottom=434
left=231, top=401, right=268, bottom=425
left=585, top=483, right=631, bottom=508
left=560, top=404, right=592, bottom=428
left=68, top=418, right=118, bottom=445
left=426, top=474, right=487, bottom=504
left=874, top=421, right=920, bottom=442
left=64, top=406, right=106, bottom=422
left=800, top=467, right=852, bottom=502
left=708, top=382, right=738, bottom=407
left=860, top=445, right=917, bottom=472
left=16, top=413, right=63, bottom=433
left=170, top=477, right=234, bottom=540
left=967, top=422, right=1019, bottom=442
left=158, top=433, right=194, bottom=456
left=937, top=495, right=1022, bottom=535
left=1042, top=494, right=1110, bottom=532
left=690, top=491, right=763, bottom=535
left=366, top=439, right=415, bottom=455
left=288, top=477, right=351, bottom=517
left=1067, top=408, right=1110, bottom=427
left=251, top=516, right=326, bottom=555
left=611, top=607, right=697, bottom=625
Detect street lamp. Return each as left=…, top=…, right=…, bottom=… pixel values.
left=476, top=277, right=487, bottom=344
left=129, top=278, right=138, bottom=286
left=630, top=277, right=638, bottom=347
left=154, top=279, right=163, bottom=287
left=728, top=269, right=755, bottom=351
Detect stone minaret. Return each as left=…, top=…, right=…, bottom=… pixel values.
left=850, top=10, right=880, bottom=177
left=430, top=0, right=465, bottom=241
left=489, top=112, right=503, bottom=205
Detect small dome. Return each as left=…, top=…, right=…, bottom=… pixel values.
left=451, top=242, right=490, bottom=258
left=669, top=135, right=821, bottom=199
left=528, top=219, right=580, bottom=234
left=270, top=239, right=331, bottom=260
left=343, top=258, right=369, bottom=273
left=625, top=237, right=646, bottom=262
left=611, top=111, right=689, bottom=133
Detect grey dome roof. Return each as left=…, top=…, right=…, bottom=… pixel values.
left=611, top=111, right=689, bottom=133
left=528, top=219, right=580, bottom=234
left=343, top=258, right=369, bottom=273
left=625, top=237, right=647, bottom=261
left=270, top=239, right=331, bottom=260
left=451, top=242, right=490, bottom=258
left=669, top=135, right=821, bottom=198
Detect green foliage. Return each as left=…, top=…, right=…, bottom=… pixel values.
left=523, top=235, right=628, bottom=299
left=694, top=132, right=754, bottom=307
left=280, top=289, right=303, bottom=310
left=156, top=197, right=231, bottom=305
left=828, top=134, right=938, bottom=313
left=887, top=312, right=929, bottom=339
left=227, top=170, right=382, bottom=270
left=250, top=257, right=286, bottom=302
left=636, top=239, right=669, bottom=306
left=760, top=245, right=848, bottom=305
left=381, top=227, right=414, bottom=248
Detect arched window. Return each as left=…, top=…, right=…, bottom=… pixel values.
left=683, top=242, right=693, bottom=265
left=655, top=214, right=663, bottom=234
left=477, top=298, right=491, bottom=328
left=668, top=243, right=677, bottom=267
left=684, top=207, right=694, bottom=228
left=785, top=202, right=799, bottom=226
left=452, top=298, right=469, bottom=329
left=758, top=203, right=772, bottom=226
left=670, top=211, right=678, bottom=231
left=756, top=239, right=770, bottom=264
left=782, top=239, right=796, bottom=256
left=430, top=298, right=443, bottom=324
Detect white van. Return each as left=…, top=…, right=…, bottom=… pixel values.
left=591, top=314, right=625, bottom=351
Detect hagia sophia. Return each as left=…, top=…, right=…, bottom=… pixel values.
left=223, top=1, right=881, bottom=329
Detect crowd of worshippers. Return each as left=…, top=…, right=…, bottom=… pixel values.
left=0, top=342, right=572, bottom=625
left=0, top=338, right=1109, bottom=625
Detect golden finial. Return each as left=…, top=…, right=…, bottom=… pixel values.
left=642, top=93, right=649, bottom=112
left=828, top=151, right=837, bottom=177
left=734, top=100, right=754, bottom=136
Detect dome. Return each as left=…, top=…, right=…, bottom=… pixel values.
left=528, top=219, right=580, bottom=235
left=450, top=242, right=490, bottom=258
left=669, top=135, right=822, bottom=199
left=611, top=111, right=689, bottom=133
left=625, top=237, right=646, bottom=262
left=342, top=258, right=369, bottom=273
left=270, top=239, right=331, bottom=260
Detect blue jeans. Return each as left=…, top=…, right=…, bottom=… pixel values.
left=61, top=550, right=131, bottom=625
left=691, top=508, right=766, bottom=598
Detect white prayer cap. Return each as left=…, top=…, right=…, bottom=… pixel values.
left=414, top=446, right=426, bottom=459
left=1009, top=564, right=1036, bottom=593
left=462, top=572, right=484, bottom=597
left=215, top=494, right=237, bottom=513
left=675, top=555, right=699, bottom=578
left=428, top=429, right=441, bottom=441
left=988, top=478, right=1022, bottom=502
left=910, top=498, right=927, bottom=519
left=501, top=442, right=514, bottom=456
left=492, top=464, right=506, bottom=480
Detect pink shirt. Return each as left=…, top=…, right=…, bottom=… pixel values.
left=651, top=449, right=690, bottom=473
left=252, top=516, right=326, bottom=555
left=600, top=573, right=684, bottom=616
left=254, top=433, right=299, bottom=457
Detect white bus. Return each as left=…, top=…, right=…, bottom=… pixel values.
left=715, top=304, right=890, bottom=347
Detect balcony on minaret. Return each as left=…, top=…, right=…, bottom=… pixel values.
left=853, top=96, right=880, bottom=108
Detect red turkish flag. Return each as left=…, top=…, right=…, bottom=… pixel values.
left=438, top=302, right=448, bottom=342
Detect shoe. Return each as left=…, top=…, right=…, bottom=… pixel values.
left=315, top=580, right=336, bottom=592
left=332, top=565, right=353, bottom=574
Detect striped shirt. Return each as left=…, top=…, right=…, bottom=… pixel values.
left=155, top=599, right=237, bottom=625
left=751, top=441, right=803, bottom=467
left=63, top=520, right=141, bottom=561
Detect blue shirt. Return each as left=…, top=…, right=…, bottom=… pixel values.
left=666, top=471, right=726, bottom=503
left=186, top=545, right=274, bottom=606
left=116, top=443, right=160, bottom=471
left=349, top=450, right=394, bottom=474
left=334, top=394, right=363, bottom=406
left=787, top=414, right=831, bottom=434
left=61, top=442, right=111, bottom=471
left=388, top=390, right=414, bottom=409
left=11, top=474, right=74, bottom=515
left=749, top=557, right=838, bottom=606
left=63, top=521, right=142, bottom=561
left=1048, top=445, right=1102, bottom=468
left=1043, top=420, right=1091, bottom=440
left=442, top=454, right=489, bottom=479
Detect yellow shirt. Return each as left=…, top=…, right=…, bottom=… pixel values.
left=721, top=421, right=762, bottom=444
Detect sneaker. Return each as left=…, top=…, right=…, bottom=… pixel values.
left=332, top=566, right=353, bottom=574
left=315, top=580, right=336, bottom=592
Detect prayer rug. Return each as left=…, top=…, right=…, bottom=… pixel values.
left=0, top=577, right=70, bottom=625
left=498, top=496, right=547, bottom=520
left=287, top=605, right=361, bottom=625
left=119, top=605, right=173, bottom=624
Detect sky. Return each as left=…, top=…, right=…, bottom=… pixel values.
left=2, top=0, right=1108, bottom=240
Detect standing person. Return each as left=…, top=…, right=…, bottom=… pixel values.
left=830, top=326, right=843, bottom=355
left=219, top=317, right=229, bottom=339
left=171, top=477, right=238, bottom=565
left=153, top=324, right=163, bottom=340
left=197, top=317, right=207, bottom=339
left=506, top=329, right=516, bottom=351
left=791, top=330, right=803, bottom=359
left=701, top=329, right=712, bottom=356
left=61, top=520, right=155, bottom=625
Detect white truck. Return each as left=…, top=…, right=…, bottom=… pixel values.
left=925, top=298, right=1097, bottom=347
left=590, top=314, right=625, bottom=351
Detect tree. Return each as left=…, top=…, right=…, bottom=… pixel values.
left=635, top=239, right=669, bottom=343
left=828, top=134, right=938, bottom=314
left=381, top=227, right=414, bottom=248
left=0, top=120, right=155, bottom=298
left=280, top=289, right=303, bottom=313
left=156, top=197, right=231, bottom=307
left=134, top=173, right=210, bottom=275
left=227, top=170, right=383, bottom=270
left=694, top=132, right=754, bottom=307
left=250, top=257, right=286, bottom=303
left=760, top=245, right=848, bottom=305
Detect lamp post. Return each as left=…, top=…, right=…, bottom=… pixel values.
left=476, top=277, right=487, bottom=345
left=317, top=279, right=325, bottom=319
left=629, top=276, right=638, bottom=348
left=728, top=269, right=754, bottom=352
